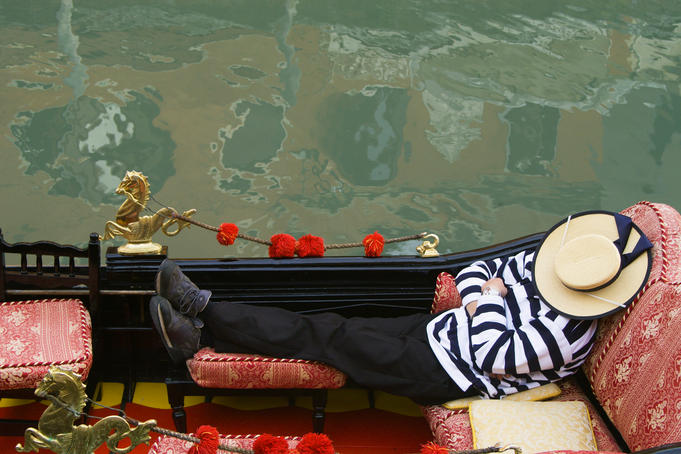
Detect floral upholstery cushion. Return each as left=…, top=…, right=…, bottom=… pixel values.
left=581, top=202, right=681, bottom=451
left=187, top=348, right=347, bottom=389
left=421, top=377, right=621, bottom=451
left=148, top=434, right=300, bottom=453
left=431, top=271, right=462, bottom=314
left=0, top=298, right=92, bottom=390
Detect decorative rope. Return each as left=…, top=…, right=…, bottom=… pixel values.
left=326, top=233, right=427, bottom=250
left=128, top=419, right=252, bottom=454
left=170, top=211, right=427, bottom=249
left=455, top=445, right=521, bottom=454
left=77, top=397, right=255, bottom=453
left=418, top=441, right=522, bottom=454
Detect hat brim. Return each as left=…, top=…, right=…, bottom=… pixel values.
left=532, top=210, right=653, bottom=320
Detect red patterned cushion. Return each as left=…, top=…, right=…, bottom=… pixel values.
left=187, top=348, right=347, bottom=389
left=421, top=377, right=621, bottom=451
left=0, top=298, right=92, bottom=390
left=431, top=271, right=462, bottom=314
left=581, top=202, right=681, bottom=450
left=148, top=433, right=301, bottom=453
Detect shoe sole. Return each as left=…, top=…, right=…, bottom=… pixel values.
left=155, top=259, right=177, bottom=297
left=149, top=296, right=185, bottom=365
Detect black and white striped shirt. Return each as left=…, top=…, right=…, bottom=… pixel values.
left=426, top=249, right=597, bottom=398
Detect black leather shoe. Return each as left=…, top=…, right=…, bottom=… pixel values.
left=155, top=259, right=211, bottom=317
left=149, top=295, right=202, bottom=365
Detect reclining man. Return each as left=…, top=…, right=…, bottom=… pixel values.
left=150, top=211, right=652, bottom=405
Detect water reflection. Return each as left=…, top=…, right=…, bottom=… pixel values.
left=321, top=87, right=407, bottom=185
left=11, top=94, right=175, bottom=205
left=0, top=0, right=679, bottom=258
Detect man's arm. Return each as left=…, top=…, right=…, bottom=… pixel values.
left=455, top=261, right=497, bottom=317
left=465, top=251, right=574, bottom=376
left=465, top=277, right=508, bottom=317
left=469, top=288, right=573, bottom=376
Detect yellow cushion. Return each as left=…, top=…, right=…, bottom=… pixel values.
left=469, top=400, right=597, bottom=454
left=442, top=383, right=561, bottom=410
left=504, top=383, right=562, bottom=401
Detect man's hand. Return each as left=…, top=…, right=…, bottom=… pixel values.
left=482, top=277, right=508, bottom=297
left=465, top=277, right=508, bottom=317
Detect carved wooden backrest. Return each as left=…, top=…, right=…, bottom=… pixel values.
left=0, top=229, right=101, bottom=314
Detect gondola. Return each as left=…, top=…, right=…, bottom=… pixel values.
left=1, top=201, right=681, bottom=454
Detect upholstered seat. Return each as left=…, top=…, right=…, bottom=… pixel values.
left=187, top=348, right=347, bottom=389
left=166, top=347, right=347, bottom=434
left=0, top=298, right=93, bottom=390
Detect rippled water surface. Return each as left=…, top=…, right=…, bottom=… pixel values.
left=2, top=1, right=680, bottom=258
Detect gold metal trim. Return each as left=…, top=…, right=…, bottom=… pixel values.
left=100, top=171, right=196, bottom=255
left=16, top=366, right=156, bottom=454
left=417, top=233, right=440, bottom=257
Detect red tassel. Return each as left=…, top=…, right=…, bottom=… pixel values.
left=296, top=234, right=325, bottom=258
left=253, top=433, right=290, bottom=454
left=420, top=441, right=450, bottom=454
left=188, top=425, right=220, bottom=454
left=294, top=433, right=335, bottom=454
left=362, top=231, right=384, bottom=257
left=269, top=233, right=297, bottom=258
left=217, top=223, right=239, bottom=246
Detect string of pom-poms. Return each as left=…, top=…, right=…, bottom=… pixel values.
left=169, top=212, right=426, bottom=258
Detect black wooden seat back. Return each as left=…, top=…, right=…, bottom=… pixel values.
left=0, top=229, right=101, bottom=313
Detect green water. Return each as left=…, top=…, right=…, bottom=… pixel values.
left=1, top=0, right=680, bottom=259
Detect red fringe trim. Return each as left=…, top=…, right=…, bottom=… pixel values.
left=362, top=231, right=384, bottom=257
left=295, top=433, right=335, bottom=454
left=188, top=425, right=220, bottom=454
left=217, top=223, right=239, bottom=246
left=269, top=233, right=297, bottom=258
left=296, top=234, right=325, bottom=258
left=253, top=433, right=290, bottom=454
left=420, top=441, right=450, bottom=454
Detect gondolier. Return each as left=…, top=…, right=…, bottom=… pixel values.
left=150, top=210, right=653, bottom=404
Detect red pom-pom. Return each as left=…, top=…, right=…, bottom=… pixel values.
left=362, top=231, right=384, bottom=257
left=188, top=425, right=220, bottom=454
left=269, top=233, right=297, bottom=258
left=253, top=433, right=290, bottom=454
left=296, top=234, right=325, bottom=258
left=295, top=433, right=334, bottom=454
left=216, top=223, right=239, bottom=246
left=420, top=441, right=450, bottom=454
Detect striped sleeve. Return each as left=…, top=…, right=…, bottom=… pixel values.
left=470, top=297, right=573, bottom=374
left=455, top=260, right=492, bottom=309
left=466, top=252, right=573, bottom=375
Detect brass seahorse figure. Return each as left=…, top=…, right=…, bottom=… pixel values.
left=16, top=367, right=156, bottom=454
left=100, top=171, right=196, bottom=254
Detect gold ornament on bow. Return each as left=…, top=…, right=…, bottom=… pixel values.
left=16, top=366, right=156, bottom=454
left=417, top=233, right=440, bottom=257
left=100, top=171, right=196, bottom=254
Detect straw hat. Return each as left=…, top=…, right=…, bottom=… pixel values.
left=532, top=210, right=653, bottom=320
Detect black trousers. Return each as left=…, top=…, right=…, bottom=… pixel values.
left=200, top=301, right=476, bottom=405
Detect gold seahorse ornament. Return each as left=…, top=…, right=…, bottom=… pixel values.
left=100, top=171, right=196, bottom=254
left=16, top=367, right=156, bottom=454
